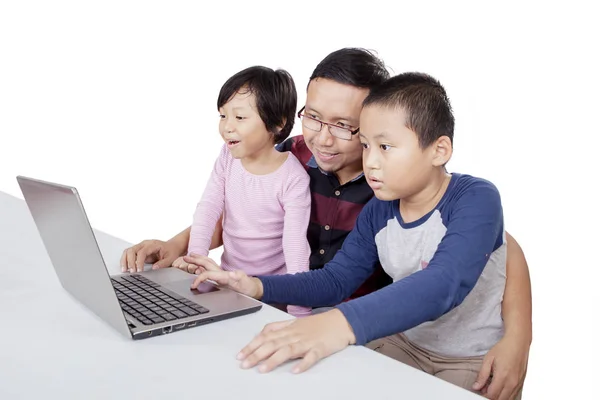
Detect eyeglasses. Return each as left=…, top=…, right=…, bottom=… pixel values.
left=297, top=106, right=359, bottom=141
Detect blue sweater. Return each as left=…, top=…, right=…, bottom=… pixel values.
left=259, top=173, right=506, bottom=356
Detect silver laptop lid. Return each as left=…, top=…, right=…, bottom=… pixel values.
left=17, top=176, right=131, bottom=338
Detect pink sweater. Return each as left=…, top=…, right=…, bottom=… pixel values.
left=188, top=144, right=312, bottom=317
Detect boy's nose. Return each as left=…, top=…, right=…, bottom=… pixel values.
left=364, top=150, right=380, bottom=170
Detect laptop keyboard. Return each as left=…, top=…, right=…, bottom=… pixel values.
left=111, top=274, right=209, bottom=326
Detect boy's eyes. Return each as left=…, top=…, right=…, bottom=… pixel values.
left=360, top=143, right=391, bottom=151
left=219, top=114, right=245, bottom=120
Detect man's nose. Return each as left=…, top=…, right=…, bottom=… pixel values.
left=316, top=125, right=334, bottom=147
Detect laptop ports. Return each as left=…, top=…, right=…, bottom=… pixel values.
left=162, top=326, right=173, bottom=334
left=174, top=323, right=186, bottom=330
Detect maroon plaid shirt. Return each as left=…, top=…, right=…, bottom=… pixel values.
left=278, top=136, right=391, bottom=300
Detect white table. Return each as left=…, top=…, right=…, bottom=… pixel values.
left=0, top=191, right=480, bottom=399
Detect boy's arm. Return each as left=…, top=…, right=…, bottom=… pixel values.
left=337, top=181, right=503, bottom=345
left=280, top=171, right=312, bottom=317
left=187, top=145, right=228, bottom=256
left=259, top=199, right=382, bottom=307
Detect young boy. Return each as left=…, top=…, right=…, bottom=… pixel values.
left=187, top=72, right=509, bottom=395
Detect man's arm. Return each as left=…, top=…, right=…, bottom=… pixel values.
left=471, top=232, right=532, bottom=398
left=166, top=213, right=224, bottom=254
left=209, top=214, right=223, bottom=250
left=120, top=214, right=223, bottom=272
left=503, top=232, right=533, bottom=343
left=166, top=226, right=191, bottom=255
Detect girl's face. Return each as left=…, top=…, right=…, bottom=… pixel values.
left=218, top=89, right=275, bottom=161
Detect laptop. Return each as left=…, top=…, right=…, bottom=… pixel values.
left=17, top=175, right=262, bottom=340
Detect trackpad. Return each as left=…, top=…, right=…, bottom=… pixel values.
left=191, top=282, right=221, bottom=294
left=164, top=279, right=220, bottom=295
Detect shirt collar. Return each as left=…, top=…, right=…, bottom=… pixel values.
left=306, top=155, right=365, bottom=183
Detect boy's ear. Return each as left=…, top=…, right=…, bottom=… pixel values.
left=431, top=136, right=452, bottom=167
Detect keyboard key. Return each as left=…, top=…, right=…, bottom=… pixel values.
left=191, top=305, right=210, bottom=314
left=179, top=306, right=199, bottom=316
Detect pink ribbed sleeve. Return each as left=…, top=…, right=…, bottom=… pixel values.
left=188, top=145, right=229, bottom=257
left=280, top=173, right=312, bottom=317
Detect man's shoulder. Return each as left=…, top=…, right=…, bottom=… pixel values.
left=276, top=136, right=312, bottom=166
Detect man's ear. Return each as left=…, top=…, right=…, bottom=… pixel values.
left=431, top=136, right=453, bottom=167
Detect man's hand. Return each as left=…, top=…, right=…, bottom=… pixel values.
left=472, top=335, right=530, bottom=399
left=186, top=254, right=263, bottom=299
left=237, top=309, right=356, bottom=374
left=120, top=239, right=181, bottom=273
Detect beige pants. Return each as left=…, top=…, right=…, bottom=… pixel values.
left=366, top=334, right=522, bottom=399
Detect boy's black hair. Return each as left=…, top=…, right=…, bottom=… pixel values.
left=217, top=66, right=297, bottom=144
left=309, top=48, right=390, bottom=90
left=363, top=72, right=455, bottom=148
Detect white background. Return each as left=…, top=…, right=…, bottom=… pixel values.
left=1, top=1, right=598, bottom=398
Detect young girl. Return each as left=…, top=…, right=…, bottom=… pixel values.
left=172, top=66, right=311, bottom=317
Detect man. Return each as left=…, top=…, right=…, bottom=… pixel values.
left=121, top=48, right=532, bottom=399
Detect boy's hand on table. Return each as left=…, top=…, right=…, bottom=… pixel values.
left=237, top=309, right=356, bottom=373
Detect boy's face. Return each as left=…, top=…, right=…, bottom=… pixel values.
left=359, top=105, right=443, bottom=201
left=218, top=90, right=274, bottom=160
left=302, top=78, right=368, bottom=182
